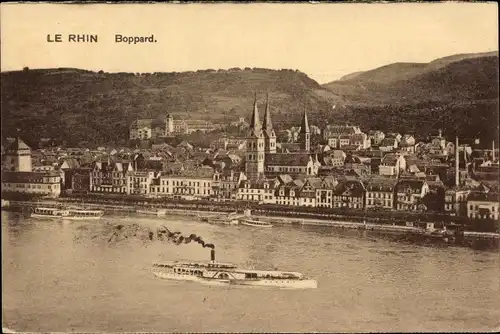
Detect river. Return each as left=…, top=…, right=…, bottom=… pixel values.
left=2, top=211, right=499, bottom=332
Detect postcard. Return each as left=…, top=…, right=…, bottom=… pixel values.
left=1, top=2, right=499, bottom=333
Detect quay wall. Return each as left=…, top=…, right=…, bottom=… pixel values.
left=3, top=197, right=498, bottom=250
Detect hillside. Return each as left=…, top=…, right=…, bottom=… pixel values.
left=321, top=53, right=499, bottom=146
left=337, top=62, right=428, bottom=84
left=323, top=52, right=498, bottom=105
left=1, top=52, right=498, bottom=148
left=1, top=68, right=343, bottom=147
left=326, top=56, right=498, bottom=105
left=332, top=51, right=498, bottom=85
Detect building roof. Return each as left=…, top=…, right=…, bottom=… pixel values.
left=351, top=134, right=365, bottom=142
left=380, top=138, right=396, bottom=147
left=239, top=178, right=276, bottom=189
left=5, top=137, right=31, bottom=153
left=328, top=150, right=346, bottom=158
left=302, top=177, right=322, bottom=190
left=166, top=166, right=214, bottom=179
left=334, top=179, right=365, bottom=197
left=408, top=164, right=420, bottom=173
left=399, top=141, right=415, bottom=148
left=324, top=125, right=359, bottom=136
left=319, top=176, right=338, bottom=188
left=381, top=153, right=400, bottom=165
left=277, top=143, right=301, bottom=153
left=368, top=130, right=384, bottom=136
left=396, top=179, right=426, bottom=193
left=114, top=161, right=134, bottom=172
left=2, top=171, right=60, bottom=184
left=364, top=177, right=398, bottom=192
left=177, top=141, right=194, bottom=150
left=342, top=144, right=362, bottom=151
left=277, top=174, right=294, bottom=185
left=265, top=153, right=311, bottom=166
left=467, top=191, right=499, bottom=202
left=59, top=158, right=80, bottom=170
left=345, top=155, right=362, bottom=164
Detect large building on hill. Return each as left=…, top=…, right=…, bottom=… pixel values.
left=244, top=93, right=311, bottom=181
left=1, top=138, right=61, bottom=198
left=129, top=113, right=215, bottom=140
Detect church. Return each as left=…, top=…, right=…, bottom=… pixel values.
left=244, top=93, right=319, bottom=182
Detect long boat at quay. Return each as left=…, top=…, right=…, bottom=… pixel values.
left=198, top=211, right=241, bottom=225
left=207, top=216, right=239, bottom=225
left=239, top=218, right=273, bottom=228
left=31, top=207, right=104, bottom=220
left=151, top=250, right=316, bottom=289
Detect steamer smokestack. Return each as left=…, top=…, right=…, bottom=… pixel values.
left=455, top=136, right=459, bottom=186
left=211, top=249, right=216, bottom=262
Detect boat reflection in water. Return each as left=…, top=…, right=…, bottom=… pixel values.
left=151, top=249, right=317, bottom=289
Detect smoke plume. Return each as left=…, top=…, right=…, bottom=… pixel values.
left=157, top=226, right=215, bottom=249
left=105, top=224, right=215, bottom=250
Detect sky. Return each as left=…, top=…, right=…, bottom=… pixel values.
left=1, top=2, right=498, bottom=83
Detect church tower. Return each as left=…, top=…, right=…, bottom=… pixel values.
left=4, top=137, right=32, bottom=172
left=299, top=108, right=310, bottom=152
left=245, top=93, right=265, bottom=181
left=262, top=92, right=276, bottom=154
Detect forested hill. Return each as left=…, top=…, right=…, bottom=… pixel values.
left=1, top=51, right=498, bottom=148
left=1, top=67, right=343, bottom=147
left=323, top=52, right=498, bottom=105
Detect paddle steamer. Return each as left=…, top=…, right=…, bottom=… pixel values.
left=152, top=250, right=317, bottom=289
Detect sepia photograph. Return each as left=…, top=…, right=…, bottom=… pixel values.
left=1, top=2, right=499, bottom=333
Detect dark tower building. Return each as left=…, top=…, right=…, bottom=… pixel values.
left=299, top=108, right=310, bottom=152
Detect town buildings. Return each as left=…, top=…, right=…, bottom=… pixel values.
left=150, top=166, right=215, bottom=200
left=466, top=190, right=499, bottom=220
left=379, top=153, right=406, bottom=177
left=3, top=96, right=497, bottom=229
left=1, top=138, right=61, bottom=198
left=365, top=177, right=398, bottom=210
left=395, top=179, right=430, bottom=211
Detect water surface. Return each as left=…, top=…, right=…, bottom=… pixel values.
left=2, top=211, right=499, bottom=332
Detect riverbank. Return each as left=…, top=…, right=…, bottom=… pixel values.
left=4, top=192, right=499, bottom=230
left=3, top=198, right=499, bottom=251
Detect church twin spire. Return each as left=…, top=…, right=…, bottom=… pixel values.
left=262, top=92, right=273, bottom=134
left=248, top=92, right=263, bottom=137
left=247, top=92, right=309, bottom=151
left=248, top=92, right=275, bottom=138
